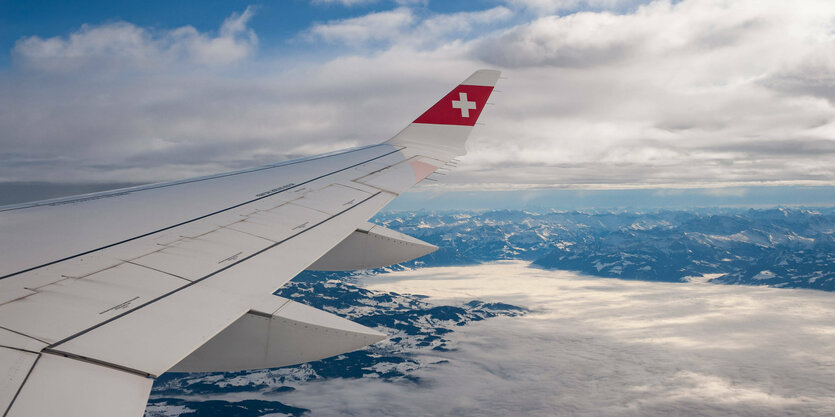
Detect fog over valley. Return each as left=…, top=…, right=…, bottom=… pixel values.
left=147, top=261, right=835, bottom=416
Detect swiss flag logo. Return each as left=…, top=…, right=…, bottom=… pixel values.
left=413, top=85, right=494, bottom=126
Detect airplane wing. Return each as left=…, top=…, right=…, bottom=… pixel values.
left=0, top=69, right=501, bottom=416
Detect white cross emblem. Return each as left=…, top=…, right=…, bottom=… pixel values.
left=451, top=92, right=477, bottom=118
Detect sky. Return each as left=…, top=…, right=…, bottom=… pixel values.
left=2, top=0, right=835, bottom=202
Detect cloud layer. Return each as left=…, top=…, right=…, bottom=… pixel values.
left=276, top=261, right=835, bottom=416
left=2, top=1, right=835, bottom=189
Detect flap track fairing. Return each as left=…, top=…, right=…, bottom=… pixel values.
left=307, top=222, right=437, bottom=271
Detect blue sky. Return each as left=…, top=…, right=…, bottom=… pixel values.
left=1, top=0, right=834, bottom=207
left=0, top=0, right=504, bottom=67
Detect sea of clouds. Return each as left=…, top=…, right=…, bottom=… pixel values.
left=266, top=261, right=835, bottom=416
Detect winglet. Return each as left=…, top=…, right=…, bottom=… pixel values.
left=412, top=69, right=501, bottom=126
left=386, top=69, right=501, bottom=158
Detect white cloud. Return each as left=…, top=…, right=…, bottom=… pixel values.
left=177, top=262, right=835, bottom=416
left=2, top=1, right=835, bottom=189
left=339, top=262, right=835, bottom=415
left=308, top=6, right=512, bottom=48
left=475, top=11, right=643, bottom=67
left=451, top=0, right=835, bottom=189
left=415, top=7, right=513, bottom=42
left=310, top=0, right=427, bottom=6
left=311, top=0, right=380, bottom=6
left=12, top=6, right=257, bottom=71
left=505, top=0, right=651, bottom=14
left=308, top=8, right=415, bottom=46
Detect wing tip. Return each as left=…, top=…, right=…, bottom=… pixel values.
left=461, top=69, right=502, bottom=87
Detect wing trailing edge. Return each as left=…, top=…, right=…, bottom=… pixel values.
left=307, top=221, right=437, bottom=271
left=169, top=295, right=385, bottom=372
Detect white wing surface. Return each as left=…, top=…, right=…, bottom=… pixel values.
left=0, top=69, right=500, bottom=416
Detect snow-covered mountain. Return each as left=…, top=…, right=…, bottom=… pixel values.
left=376, top=208, right=835, bottom=291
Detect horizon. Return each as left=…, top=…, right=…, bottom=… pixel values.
left=3, top=180, right=834, bottom=211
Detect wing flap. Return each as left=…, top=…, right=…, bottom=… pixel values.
left=308, top=222, right=438, bottom=271
left=170, top=296, right=385, bottom=372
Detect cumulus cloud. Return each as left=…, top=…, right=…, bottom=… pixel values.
left=414, top=7, right=514, bottom=42
left=309, top=8, right=415, bottom=46
left=446, top=0, right=835, bottom=189
left=475, top=11, right=650, bottom=68
left=12, top=6, right=257, bottom=71
left=308, top=6, right=512, bottom=48
left=1, top=1, right=835, bottom=190
left=310, top=0, right=428, bottom=6
left=264, top=262, right=835, bottom=415
left=505, top=0, right=651, bottom=14
left=311, top=0, right=381, bottom=6
left=0, top=7, right=383, bottom=183
left=763, top=39, right=835, bottom=105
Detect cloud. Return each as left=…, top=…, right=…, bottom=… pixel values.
left=504, top=0, right=652, bottom=14
left=310, top=0, right=428, bottom=6
left=308, top=8, right=415, bottom=46
left=414, top=7, right=514, bottom=43
left=12, top=6, right=257, bottom=71
left=311, top=0, right=381, bottom=6
left=2, top=1, right=835, bottom=190
left=204, top=261, right=835, bottom=416
left=475, top=11, right=641, bottom=67
left=699, top=187, right=748, bottom=198
left=449, top=0, right=835, bottom=189
left=762, top=39, right=835, bottom=105
left=307, top=6, right=512, bottom=48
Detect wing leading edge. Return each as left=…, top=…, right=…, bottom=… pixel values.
left=0, top=69, right=501, bottom=417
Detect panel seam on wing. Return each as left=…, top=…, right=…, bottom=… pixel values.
left=43, top=191, right=384, bottom=357
left=0, top=148, right=402, bottom=281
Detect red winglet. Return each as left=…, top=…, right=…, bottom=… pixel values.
left=413, top=84, right=494, bottom=126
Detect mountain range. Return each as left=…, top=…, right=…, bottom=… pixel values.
left=377, top=208, right=835, bottom=291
